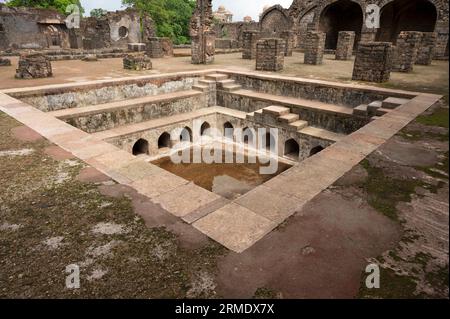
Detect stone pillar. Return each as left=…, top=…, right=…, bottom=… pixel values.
left=15, top=52, right=52, bottom=79
left=434, top=20, right=449, bottom=60
left=190, top=0, right=215, bottom=64
left=391, top=31, right=422, bottom=73
left=160, top=37, right=174, bottom=57
left=352, top=42, right=393, bottom=83
left=256, top=38, right=285, bottom=72
left=146, top=37, right=165, bottom=58
left=242, top=31, right=260, bottom=59
left=335, top=31, right=355, bottom=60
left=281, top=30, right=294, bottom=57
left=416, top=32, right=437, bottom=65
left=304, top=31, right=325, bottom=65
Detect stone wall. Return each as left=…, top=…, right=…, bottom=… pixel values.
left=215, top=38, right=239, bottom=50
left=304, top=31, right=325, bottom=65
left=352, top=42, right=393, bottom=83
left=416, top=32, right=437, bottom=65
left=15, top=52, right=52, bottom=79
left=65, top=93, right=208, bottom=133
left=256, top=38, right=285, bottom=72
left=242, top=31, right=260, bottom=59
left=213, top=22, right=259, bottom=47
left=392, top=31, right=422, bottom=72
left=281, top=30, right=294, bottom=56
left=17, top=75, right=202, bottom=111
left=335, top=31, right=355, bottom=60
left=190, top=0, right=215, bottom=64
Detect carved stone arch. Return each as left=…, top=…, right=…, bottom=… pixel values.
left=260, top=5, right=294, bottom=38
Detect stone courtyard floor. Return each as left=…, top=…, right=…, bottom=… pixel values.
left=0, top=53, right=448, bottom=298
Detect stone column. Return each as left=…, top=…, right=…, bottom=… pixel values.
left=434, top=20, right=449, bottom=60
left=281, top=30, right=294, bottom=57
left=352, top=42, right=393, bottom=83
left=190, top=0, right=215, bottom=64
left=391, top=31, right=422, bottom=73
left=304, top=31, right=325, bottom=65
left=416, top=32, right=437, bottom=65
left=15, top=52, right=53, bottom=79
left=256, top=38, right=285, bottom=72
left=335, top=31, right=355, bottom=60
left=242, top=31, right=260, bottom=59
left=146, top=37, right=164, bottom=58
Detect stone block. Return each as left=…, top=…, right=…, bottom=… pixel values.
left=242, top=31, right=260, bottom=59
left=335, top=31, right=355, bottom=60
left=416, top=32, right=437, bottom=65
left=392, top=31, right=422, bottom=72
left=304, top=31, right=325, bottom=65
left=352, top=42, right=393, bottom=83
left=256, top=38, right=285, bottom=72
left=123, top=53, right=152, bottom=70
left=15, top=52, right=52, bottom=79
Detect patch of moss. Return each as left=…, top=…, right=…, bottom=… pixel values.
left=360, top=160, right=424, bottom=221
left=425, top=265, right=450, bottom=296
left=253, top=287, right=278, bottom=299
left=358, top=266, right=419, bottom=299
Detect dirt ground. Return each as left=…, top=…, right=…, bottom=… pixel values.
left=0, top=52, right=448, bottom=299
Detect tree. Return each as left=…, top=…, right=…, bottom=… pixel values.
left=6, top=0, right=85, bottom=15
left=90, top=8, right=108, bottom=18
left=122, top=0, right=196, bottom=44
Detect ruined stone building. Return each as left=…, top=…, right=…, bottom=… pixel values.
left=0, top=4, right=155, bottom=51
left=214, top=0, right=449, bottom=59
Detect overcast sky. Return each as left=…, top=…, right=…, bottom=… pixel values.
left=80, top=0, right=293, bottom=21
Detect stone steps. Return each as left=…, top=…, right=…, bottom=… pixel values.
left=353, top=100, right=395, bottom=117
left=382, top=97, right=411, bottom=109
left=225, top=89, right=354, bottom=116
left=250, top=105, right=310, bottom=133
left=278, top=113, right=300, bottom=124
left=49, top=90, right=203, bottom=125
left=289, top=120, right=309, bottom=131
left=205, top=73, right=229, bottom=81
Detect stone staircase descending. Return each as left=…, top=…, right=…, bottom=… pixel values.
left=247, top=105, right=309, bottom=133
left=193, top=73, right=242, bottom=93
left=352, top=97, right=411, bottom=120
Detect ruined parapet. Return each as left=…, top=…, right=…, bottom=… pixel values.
left=335, top=31, right=355, bottom=61
left=190, top=0, right=215, bottom=64
left=256, top=38, right=285, bottom=72
left=416, top=32, right=437, bottom=65
left=304, top=31, right=325, bottom=65
left=352, top=42, right=393, bottom=83
left=242, top=31, right=260, bottom=59
left=0, top=57, right=11, bottom=66
left=215, top=38, right=239, bottom=50
left=15, top=52, right=52, bottom=79
left=281, top=30, right=294, bottom=57
left=123, top=53, right=152, bottom=71
left=391, top=31, right=422, bottom=73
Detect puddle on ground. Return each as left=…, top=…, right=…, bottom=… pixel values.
left=151, top=148, right=291, bottom=200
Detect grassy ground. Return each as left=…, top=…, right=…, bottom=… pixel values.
left=0, top=112, right=226, bottom=298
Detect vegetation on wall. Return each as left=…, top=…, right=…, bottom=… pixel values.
left=90, top=8, right=108, bottom=18
left=6, top=0, right=85, bottom=15
left=122, top=0, right=196, bottom=45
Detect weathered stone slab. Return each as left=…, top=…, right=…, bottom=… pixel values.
left=153, top=183, right=222, bottom=218
left=193, top=203, right=277, bottom=253
left=352, top=42, right=393, bottom=83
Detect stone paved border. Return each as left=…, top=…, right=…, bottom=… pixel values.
left=0, top=70, right=442, bottom=253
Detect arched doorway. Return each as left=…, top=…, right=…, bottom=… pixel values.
left=319, top=0, right=363, bottom=50
left=180, top=127, right=193, bottom=143
left=376, top=0, right=437, bottom=43
left=158, top=132, right=171, bottom=149
left=223, top=122, right=234, bottom=140
left=132, top=138, right=149, bottom=155
left=265, top=132, right=276, bottom=153
left=200, top=122, right=211, bottom=137
left=309, top=145, right=324, bottom=157
left=284, top=139, right=300, bottom=160
left=242, top=127, right=254, bottom=145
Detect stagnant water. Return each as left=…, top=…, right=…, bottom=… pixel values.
left=151, top=148, right=291, bottom=200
